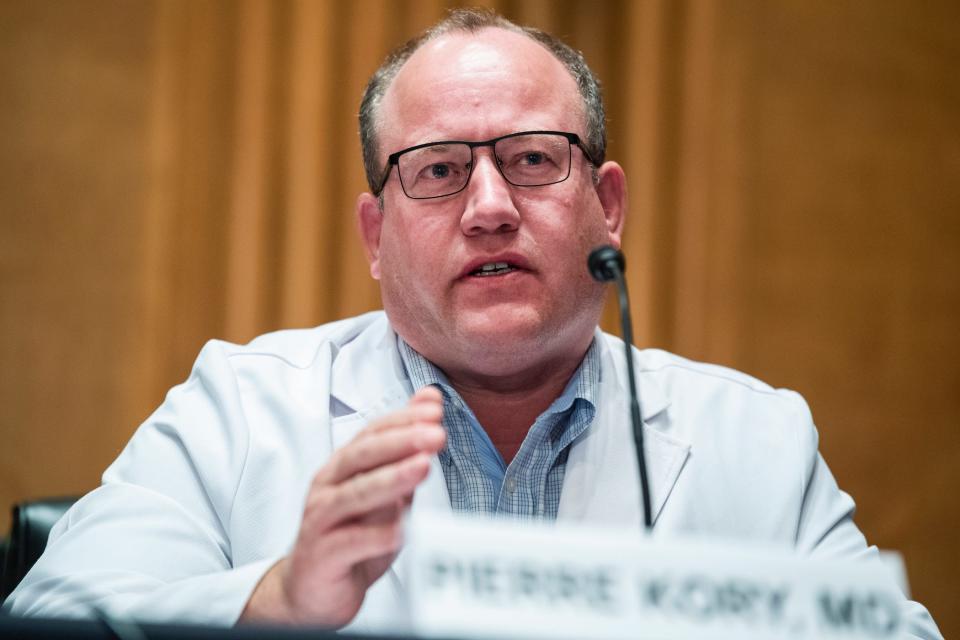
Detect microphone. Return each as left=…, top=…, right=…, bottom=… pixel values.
left=588, top=245, right=653, bottom=530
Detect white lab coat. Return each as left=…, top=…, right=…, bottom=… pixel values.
left=6, top=311, right=941, bottom=638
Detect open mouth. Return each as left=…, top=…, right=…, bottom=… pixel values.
left=470, top=262, right=518, bottom=277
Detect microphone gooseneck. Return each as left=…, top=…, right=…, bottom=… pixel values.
left=588, top=245, right=653, bottom=531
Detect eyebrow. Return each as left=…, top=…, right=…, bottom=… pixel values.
left=418, top=144, right=455, bottom=154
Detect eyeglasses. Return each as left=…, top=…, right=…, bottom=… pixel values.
left=374, top=130, right=596, bottom=200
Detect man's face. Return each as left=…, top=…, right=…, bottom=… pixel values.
left=357, top=28, right=625, bottom=383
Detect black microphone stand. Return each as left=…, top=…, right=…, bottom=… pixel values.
left=588, top=246, right=653, bottom=530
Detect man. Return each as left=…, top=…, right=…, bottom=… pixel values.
left=5, top=9, right=942, bottom=639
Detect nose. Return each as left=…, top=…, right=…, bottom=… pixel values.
left=460, top=150, right=521, bottom=236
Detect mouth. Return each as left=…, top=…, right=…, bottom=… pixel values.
left=459, top=255, right=533, bottom=280
left=469, top=261, right=519, bottom=277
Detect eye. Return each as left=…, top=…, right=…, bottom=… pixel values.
left=418, top=162, right=460, bottom=181
left=429, top=164, right=450, bottom=178
left=503, top=148, right=557, bottom=172
left=521, top=152, right=546, bottom=166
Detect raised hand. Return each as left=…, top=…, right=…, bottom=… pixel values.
left=240, top=387, right=445, bottom=626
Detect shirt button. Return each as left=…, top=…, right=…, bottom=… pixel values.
left=506, top=477, right=517, bottom=493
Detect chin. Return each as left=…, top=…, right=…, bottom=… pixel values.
left=453, top=319, right=580, bottom=373
left=453, top=307, right=545, bottom=342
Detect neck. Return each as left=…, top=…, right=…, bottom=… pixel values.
left=441, top=343, right=590, bottom=464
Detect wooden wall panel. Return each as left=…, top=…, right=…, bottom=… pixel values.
left=649, top=2, right=960, bottom=629
left=0, top=0, right=156, bottom=528
left=738, top=2, right=960, bottom=628
left=138, top=0, right=240, bottom=408
left=1, top=0, right=957, bottom=634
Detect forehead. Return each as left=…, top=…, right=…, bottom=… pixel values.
left=379, top=28, right=584, bottom=151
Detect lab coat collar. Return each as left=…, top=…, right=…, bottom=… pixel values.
left=328, top=317, right=674, bottom=427
left=329, top=313, right=411, bottom=423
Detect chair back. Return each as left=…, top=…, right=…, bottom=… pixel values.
left=1, top=497, right=78, bottom=600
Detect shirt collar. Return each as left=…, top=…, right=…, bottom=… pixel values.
left=397, top=336, right=600, bottom=419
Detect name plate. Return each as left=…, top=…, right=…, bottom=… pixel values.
left=404, top=512, right=905, bottom=639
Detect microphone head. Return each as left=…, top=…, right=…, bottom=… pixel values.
left=588, top=245, right=625, bottom=282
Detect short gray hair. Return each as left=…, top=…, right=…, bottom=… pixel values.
left=358, top=8, right=606, bottom=193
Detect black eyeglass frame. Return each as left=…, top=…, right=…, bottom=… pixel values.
left=373, top=130, right=597, bottom=199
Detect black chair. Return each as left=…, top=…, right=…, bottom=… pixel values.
left=1, top=496, right=79, bottom=601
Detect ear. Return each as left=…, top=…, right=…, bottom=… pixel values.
left=356, top=192, right=384, bottom=280
left=594, top=161, right=627, bottom=248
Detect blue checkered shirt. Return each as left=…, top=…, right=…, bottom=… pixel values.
left=398, top=337, right=600, bottom=520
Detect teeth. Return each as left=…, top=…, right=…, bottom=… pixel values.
left=473, top=262, right=514, bottom=277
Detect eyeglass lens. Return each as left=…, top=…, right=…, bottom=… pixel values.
left=397, top=132, right=573, bottom=199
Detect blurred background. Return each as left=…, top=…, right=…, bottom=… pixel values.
left=1, top=0, right=957, bottom=634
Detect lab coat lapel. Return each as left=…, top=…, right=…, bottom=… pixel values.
left=329, top=314, right=410, bottom=438
left=558, top=337, right=690, bottom=527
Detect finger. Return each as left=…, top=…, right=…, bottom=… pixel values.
left=410, top=385, right=443, bottom=405
left=364, top=495, right=414, bottom=525
left=319, top=422, right=445, bottom=485
left=311, top=519, right=405, bottom=580
left=358, top=388, right=443, bottom=438
left=307, top=452, right=433, bottom=531
left=353, top=499, right=403, bottom=526
left=355, top=405, right=442, bottom=441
